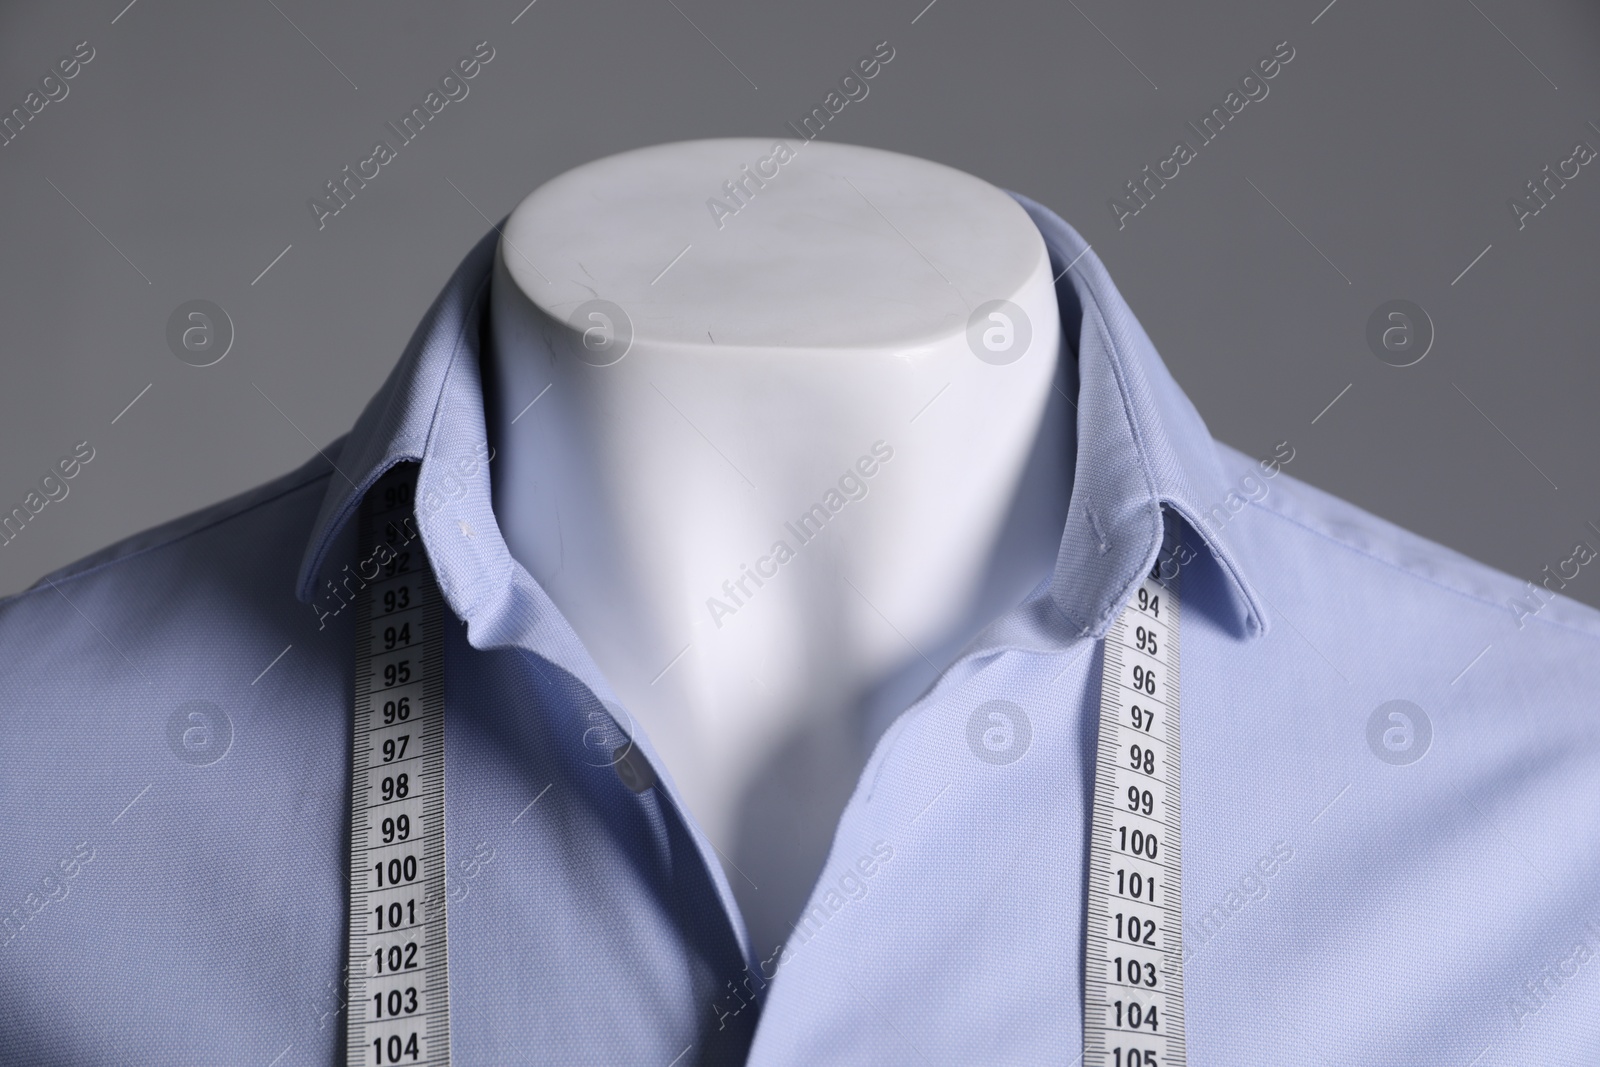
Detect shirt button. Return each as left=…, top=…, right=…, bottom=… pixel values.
left=613, top=744, right=656, bottom=793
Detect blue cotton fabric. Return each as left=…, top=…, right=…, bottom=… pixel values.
left=2, top=196, right=1597, bottom=1065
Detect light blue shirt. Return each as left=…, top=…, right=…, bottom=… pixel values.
left=3, top=196, right=1598, bottom=1065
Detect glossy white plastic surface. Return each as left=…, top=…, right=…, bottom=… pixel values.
left=488, top=138, right=1070, bottom=950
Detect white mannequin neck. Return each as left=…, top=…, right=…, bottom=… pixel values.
left=485, top=138, right=1071, bottom=953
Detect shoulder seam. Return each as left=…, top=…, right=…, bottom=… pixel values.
left=1245, top=496, right=1600, bottom=641
left=2, top=466, right=334, bottom=605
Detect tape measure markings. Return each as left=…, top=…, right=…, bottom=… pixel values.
left=1083, top=565, right=1186, bottom=1067
left=346, top=464, right=452, bottom=1067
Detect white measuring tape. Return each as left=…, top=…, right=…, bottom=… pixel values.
left=346, top=464, right=452, bottom=1066
left=1083, top=559, right=1186, bottom=1067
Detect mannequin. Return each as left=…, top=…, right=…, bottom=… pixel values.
left=485, top=138, right=1072, bottom=954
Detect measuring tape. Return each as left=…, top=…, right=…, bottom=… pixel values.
left=346, top=463, right=452, bottom=1066
left=1083, top=560, right=1186, bottom=1067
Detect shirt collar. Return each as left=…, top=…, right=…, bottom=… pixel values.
left=1012, top=192, right=1268, bottom=640
left=295, top=197, right=1268, bottom=641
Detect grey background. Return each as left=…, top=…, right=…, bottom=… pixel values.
left=2, top=0, right=1598, bottom=608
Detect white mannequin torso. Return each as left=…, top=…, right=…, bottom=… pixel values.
left=485, top=138, right=1072, bottom=954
